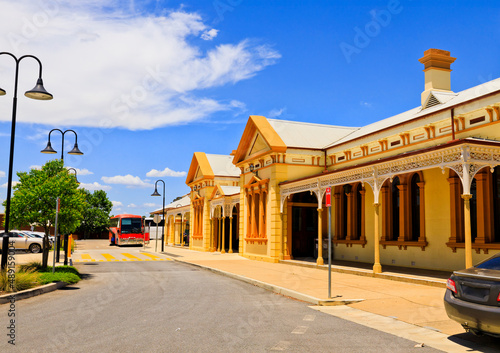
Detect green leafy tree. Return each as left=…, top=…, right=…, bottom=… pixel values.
left=4, top=160, right=85, bottom=268
left=77, top=189, right=113, bottom=239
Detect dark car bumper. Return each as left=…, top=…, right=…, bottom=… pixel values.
left=444, top=289, right=500, bottom=336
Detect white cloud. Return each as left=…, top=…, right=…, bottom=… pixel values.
left=1, top=181, right=19, bottom=188
left=0, top=171, right=5, bottom=178
left=79, top=182, right=111, bottom=191
left=360, top=101, right=372, bottom=108
left=112, top=201, right=123, bottom=207
left=201, top=28, right=218, bottom=40
left=102, top=174, right=153, bottom=188
left=268, top=107, right=286, bottom=118
left=144, top=202, right=158, bottom=208
left=29, top=165, right=42, bottom=170
left=146, top=167, right=186, bottom=178
left=0, top=2, right=280, bottom=130
left=127, top=203, right=138, bottom=208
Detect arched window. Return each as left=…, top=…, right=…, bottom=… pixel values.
left=470, top=178, right=477, bottom=243
left=381, top=172, right=427, bottom=249
left=391, top=177, right=400, bottom=241
left=410, top=173, right=420, bottom=241
left=447, top=166, right=500, bottom=251
left=333, top=183, right=366, bottom=245
left=494, top=167, right=500, bottom=242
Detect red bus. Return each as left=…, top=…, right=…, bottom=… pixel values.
left=109, top=214, right=150, bottom=246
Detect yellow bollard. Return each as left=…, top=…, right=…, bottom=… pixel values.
left=68, top=235, right=73, bottom=258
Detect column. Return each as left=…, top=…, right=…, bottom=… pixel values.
left=217, top=217, right=222, bottom=252
left=181, top=216, right=185, bottom=246
left=229, top=216, right=233, bottom=253
left=317, top=208, right=324, bottom=266
left=221, top=216, right=226, bottom=254
left=209, top=218, right=214, bottom=252
left=462, top=194, right=473, bottom=268
left=259, top=190, right=264, bottom=237
left=373, top=203, right=382, bottom=273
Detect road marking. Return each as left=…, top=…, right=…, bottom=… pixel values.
left=74, top=252, right=171, bottom=262
left=141, top=252, right=162, bottom=260
left=122, top=253, right=141, bottom=261
left=270, top=341, right=291, bottom=351
left=303, top=314, right=315, bottom=322
left=291, top=326, right=308, bottom=334
left=102, top=253, right=117, bottom=261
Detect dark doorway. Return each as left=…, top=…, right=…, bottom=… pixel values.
left=290, top=192, right=318, bottom=259
left=231, top=205, right=239, bottom=253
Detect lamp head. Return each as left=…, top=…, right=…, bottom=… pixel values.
left=68, top=143, right=83, bottom=155
left=41, top=141, right=57, bottom=154
left=151, top=189, right=161, bottom=197
left=0, top=87, right=5, bottom=96
left=249, top=163, right=254, bottom=172
left=25, top=78, right=53, bottom=100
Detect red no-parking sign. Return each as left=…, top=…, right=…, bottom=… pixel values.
left=325, top=187, right=331, bottom=207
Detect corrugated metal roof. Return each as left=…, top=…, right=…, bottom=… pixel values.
left=325, top=77, right=500, bottom=148
left=267, top=119, right=359, bottom=149
left=220, top=185, right=240, bottom=196
left=206, top=154, right=240, bottom=177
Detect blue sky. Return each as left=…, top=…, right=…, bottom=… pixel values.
left=0, top=0, right=499, bottom=217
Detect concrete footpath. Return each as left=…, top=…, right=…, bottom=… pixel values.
left=143, top=242, right=500, bottom=353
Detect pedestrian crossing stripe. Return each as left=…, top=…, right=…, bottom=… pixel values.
left=73, top=252, right=171, bottom=262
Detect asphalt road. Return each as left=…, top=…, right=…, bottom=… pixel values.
left=1, top=258, right=443, bottom=352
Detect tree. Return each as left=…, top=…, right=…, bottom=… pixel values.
left=4, top=160, right=85, bottom=268
left=77, top=189, right=113, bottom=239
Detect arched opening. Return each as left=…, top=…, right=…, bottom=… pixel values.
left=391, top=177, right=400, bottom=241
left=494, top=167, right=500, bottom=242
left=410, top=173, right=420, bottom=241
left=470, top=177, right=477, bottom=242
left=231, top=204, right=239, bottom=253
left=288, top=191, right=318, bottom=259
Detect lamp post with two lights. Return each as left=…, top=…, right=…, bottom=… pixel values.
left=0, top=52, right=53, bottom=269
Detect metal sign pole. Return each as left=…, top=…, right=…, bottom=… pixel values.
left=328, top=204, right=332, bottom=298
left=52, top=197, right=59, bottom=274
left=325, top=186, right=332, bottom=299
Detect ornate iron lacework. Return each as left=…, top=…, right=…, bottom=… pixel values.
left=279, top=143, right=500, bottom=210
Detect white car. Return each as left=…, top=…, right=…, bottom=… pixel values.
left=19, top=231, right=54, bottom=246
left=0, top=231, right=44, bottom=253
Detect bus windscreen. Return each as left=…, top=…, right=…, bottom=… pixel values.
left=120, top=218, right=142, bottom=234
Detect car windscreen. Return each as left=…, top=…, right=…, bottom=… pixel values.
left=476, top=256, right=500, bottom=270
left=120, top=218, right=142, bottom=234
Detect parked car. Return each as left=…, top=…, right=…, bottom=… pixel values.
left=0, top=231, right=43, bottom=253
left=444, top=253, right=500, bottom=337
left=18, top=230, right=54, bottom=246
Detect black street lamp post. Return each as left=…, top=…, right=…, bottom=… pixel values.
left=41, top=131, right=83, bottom=263
left=41, top=129, right=83, bottom=160
left=151, top=180, right=165, bottom=252
left=0, top=52, right=53, bottom=269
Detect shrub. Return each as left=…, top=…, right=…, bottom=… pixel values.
left=0, top=269, right=41, bottom=292
left=39, top=272, right=80, bottom=285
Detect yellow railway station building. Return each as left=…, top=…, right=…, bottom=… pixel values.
left=154, top=49, right=500, bottom=273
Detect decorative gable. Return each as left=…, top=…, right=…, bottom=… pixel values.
left=233, top=115, right=287, bottom=165
left=248, top=133, right=269, bottom=158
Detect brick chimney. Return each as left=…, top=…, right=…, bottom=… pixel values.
left=419, top=49, right=456, bottom=106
